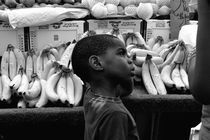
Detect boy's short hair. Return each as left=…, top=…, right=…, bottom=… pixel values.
left=71, top=34, right=122, bottom=82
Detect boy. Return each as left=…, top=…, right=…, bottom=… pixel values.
left=189, top=0, right=210, bottom=140
left=71, top=34, right=140, bottom=140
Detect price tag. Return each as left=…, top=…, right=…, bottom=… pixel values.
left=170, top=0, right=190, bottom=40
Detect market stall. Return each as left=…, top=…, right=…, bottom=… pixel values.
left=0, top=0, right=200, bottom=139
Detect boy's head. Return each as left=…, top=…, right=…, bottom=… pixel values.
left=71, top=34, right=134, bottom=85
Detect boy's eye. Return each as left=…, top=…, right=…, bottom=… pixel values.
left=118, top=49, right=126, bottom=56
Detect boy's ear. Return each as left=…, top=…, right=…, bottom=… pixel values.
left=89, top=55, right=103, bottom=70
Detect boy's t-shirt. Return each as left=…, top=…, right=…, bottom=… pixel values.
left=83, top=87, right=140, bottom=140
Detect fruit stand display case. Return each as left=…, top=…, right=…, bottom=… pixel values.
left=0, top=84, right=202, bottom=140
left=0, top=0, right=200, bottom=140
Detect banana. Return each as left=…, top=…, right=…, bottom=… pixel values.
left=141, top=55, right=158, bottom=95
left=8, top=47, right=17, bottom=80
left=9, top=69, right=23, bottom=91
left=158, top=43, right=180, bottom=71
left=1, top=74, right=12, bottom=102
left=155, top=43, right=170, bottom=55
left=17, top=72, right=29, bottom=96
left=59, top=42, right=76, bottom=67
left=1, top=48, right=9, bottom=76
left=125, top=32, right=138, bottom=46
left=149, top=55, right=167, bottom=95
left=46, top=61, right=60, bottom=80
left=179, top=64, right=189, bottom=89
left=47, top=67, right=57, bottom=80
left=66, top=72, right=75, bottom=106
left=57, top=43, right=68, bottom=59
left=48, top=53, right=56, bottom=61
left=23, top=74, right=41, bottom=100
left=171, top=44, right=186, bottom=64
left=126, top=44, right=137, bottom=55
left=29, top=80, right=34, bottom=89
left=125, top=35, right=134, bottom=46
left=146, top=37, right=156, bottom=50
left=13, top=47, right=26, bottom=74
left=130, top=48, right=160, bottom=57
left=69, top=61, right=73, bottom=70
left=49, top=47, right=59, bottom=61
left=41, top=59, right=54, bottom=80
left=36, top=51, right=44, bottom=79
left=56, top=72, right=68, bottom=104
left=134, top=32, right=147, bottom=47
left=160, top=63, right=175, bottom=88
left=152, top=36, right=164, bottom=53
left=43, top=54, right=49, bottom=68
left=26, top=96, right=40, bottom=108
left=35, top=79, right=48, bottom=108
left=26, top=52, right=33, bottom=82
left=17, top=98, right=27, bottom=108
left=72, top=73, right=83, bottom=106
left=45, top=71, right=61, bottom=103
left=159, top=47, right=171, bottom=60
left=171, top=63, right=186, bottom=90
left=132, top=54, right=163, bottom=67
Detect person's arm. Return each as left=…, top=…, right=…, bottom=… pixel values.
left=99, top=112, right=128, bottom=140
left=189, top=0, right=210, bottom=104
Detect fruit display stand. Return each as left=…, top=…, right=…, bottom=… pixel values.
left=0, top=0, right=200, bottom=140
left=0, top=85, right=201, bottom=140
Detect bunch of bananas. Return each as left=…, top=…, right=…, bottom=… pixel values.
left=160, top=41, right=189, bottom=91
left=126, top=42, right=164, bottom=83
left=45, top=66, right=83, bottom=107
left=124, top=32, right=149, bottom=49
left=0, top=44, right=26, bottom=103
left=142, top=54, right=167, bottom=95
left=0, top=40, right=84, bottom=108
left=125, top=34, right=190, bottom=95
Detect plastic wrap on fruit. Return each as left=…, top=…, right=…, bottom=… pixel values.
left=5, top=7, right=89, bottom=28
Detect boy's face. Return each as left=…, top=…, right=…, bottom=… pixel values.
left=100, top=39, right=135, bottom=85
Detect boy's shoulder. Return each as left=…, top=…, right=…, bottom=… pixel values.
left=83, top=88, right=128, bottom=115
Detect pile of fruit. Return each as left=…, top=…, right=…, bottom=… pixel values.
left=125, top=33, right=190, bottom=95
left=82, top=0, right=171, bottom=19
left=0, top=40, right=84, bottom=108
left=0, top=0, right=82, bottom=10
left=0, top=0, right=171, bottom=20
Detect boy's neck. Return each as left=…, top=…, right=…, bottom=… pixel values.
left=89, top=81, right=119, bottom=98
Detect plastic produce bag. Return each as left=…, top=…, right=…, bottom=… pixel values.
left=4, top=7, right=89, bottom=29
left=178, top=24, right=198, bottom=48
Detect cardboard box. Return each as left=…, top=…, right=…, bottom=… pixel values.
left=87, top=19, right=142, bottom=35
left=29, top=20, right=85, bottom=53
left=145, top=19, right=171, bottom=43
left=0, top=21, right=24, bottom=56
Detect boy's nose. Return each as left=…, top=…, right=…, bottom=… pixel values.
left=127, top=56, right=133, bottom=64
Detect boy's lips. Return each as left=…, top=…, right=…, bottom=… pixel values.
left=130, top=71, right=135, bottom=77
left=130, top=67, right=135, bottom=77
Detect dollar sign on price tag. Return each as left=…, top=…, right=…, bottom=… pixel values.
left=170, top=0, right=190, bottom=40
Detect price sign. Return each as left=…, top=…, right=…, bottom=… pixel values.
left=170, top=0, right=190, bottom=40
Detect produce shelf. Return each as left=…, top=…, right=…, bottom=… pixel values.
left=0, top=86, right=202, bottom=140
